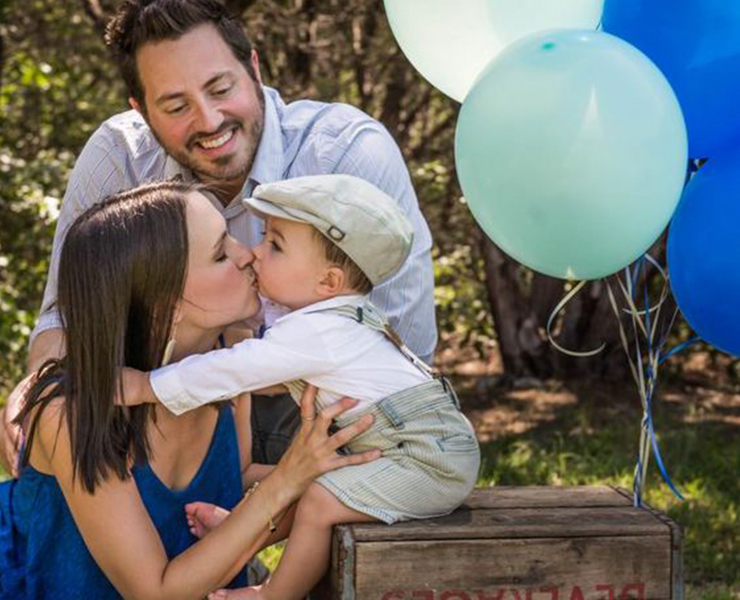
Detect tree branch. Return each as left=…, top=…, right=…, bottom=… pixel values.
left=0, top=29, right=5, bottom=92
left=80, top=0, right=108, bottom=38
left=224, top=0, right=260, bottom=17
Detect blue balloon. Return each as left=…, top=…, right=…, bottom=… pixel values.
left=667, top=154, right=740, bottom=357
left=602, top=0, right=740, bottom=158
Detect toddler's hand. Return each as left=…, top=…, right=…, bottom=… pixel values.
left=115, top=368, right=157, bottom=406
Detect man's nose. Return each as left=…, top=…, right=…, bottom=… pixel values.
left=194, top=98, right=224, bottom=133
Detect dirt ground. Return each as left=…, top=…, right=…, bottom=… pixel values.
left=438, top=346, right=740, bottom=441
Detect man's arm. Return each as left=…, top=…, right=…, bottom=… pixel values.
left=27, top=328, right=66, bottom=372
left=309, top=106, right=438, bottom=363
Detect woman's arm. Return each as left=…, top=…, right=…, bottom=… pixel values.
left=37, top=387, right=377, bottom=600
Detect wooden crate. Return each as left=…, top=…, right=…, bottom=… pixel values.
left=312, top=486, right=682, bottom=600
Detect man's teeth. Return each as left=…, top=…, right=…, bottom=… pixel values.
left=199, top=129, right=234, bottom=149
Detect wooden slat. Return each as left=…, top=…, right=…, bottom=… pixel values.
left=613, top=486, right=684, bottom=600
left=353, top=535, right=673, bottom=600
left=346, top=506, right=669, bottom=542
left=463, top=486, right=631, bottom=509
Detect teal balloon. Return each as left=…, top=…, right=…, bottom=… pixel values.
left=384, top=0, right=604, bottom=102
left=455, top=30, right=688, bottom=280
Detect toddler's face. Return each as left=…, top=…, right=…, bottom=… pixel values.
left=253, top=216, right=332, bottom=310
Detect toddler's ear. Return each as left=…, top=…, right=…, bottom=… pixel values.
left=317, top=266, right=346, bottom=298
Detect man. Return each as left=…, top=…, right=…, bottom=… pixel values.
left=0, top=0, right=436, bottom=474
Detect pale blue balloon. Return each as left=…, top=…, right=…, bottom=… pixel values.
left=455, top=30, right=688, bottom=280
left=384, top=0, right=604, bottom=102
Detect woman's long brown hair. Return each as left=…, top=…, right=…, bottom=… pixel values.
left=16, top=180, right=194, bottom=493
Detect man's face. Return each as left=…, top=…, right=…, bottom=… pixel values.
left=133, top=24, right=265, bottom=188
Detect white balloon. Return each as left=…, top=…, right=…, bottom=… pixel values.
left=384, top=0, right=604, bottom=101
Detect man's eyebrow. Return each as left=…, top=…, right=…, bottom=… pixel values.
left=155, top=72, right=233, bottom=106
left=203, top=72, right=232, bottom=89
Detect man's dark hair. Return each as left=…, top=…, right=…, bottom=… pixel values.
left=105, top=0, right=258, bottom=109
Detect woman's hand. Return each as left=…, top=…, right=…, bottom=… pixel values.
left=271, top=385, right=380, bottom=501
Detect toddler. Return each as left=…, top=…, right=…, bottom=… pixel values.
left=135, top=174, right=480, bottom=600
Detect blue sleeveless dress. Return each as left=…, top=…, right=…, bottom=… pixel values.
left=0, top=406, right=248, bottom=599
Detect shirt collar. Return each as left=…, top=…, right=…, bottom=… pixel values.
left=246, top=86, right=285, bottom=192
left=275, top=294, right=370, bottom=325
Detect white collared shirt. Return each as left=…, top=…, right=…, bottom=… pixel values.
left=150, top=295, right=430, bottom=416
left=32, top=87, right=437, bottom=362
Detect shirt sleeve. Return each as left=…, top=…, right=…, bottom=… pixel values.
left=309, top=108, right=438, bottom=363
left=31, top=127, right=133, bottom=343
left=150, top=316, right=336, bottom=416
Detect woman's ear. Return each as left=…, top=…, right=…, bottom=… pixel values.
left=316, top=266, right=346, bottom=298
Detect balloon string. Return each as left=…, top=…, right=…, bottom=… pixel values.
left=659, top=336, right=701, bottom=365
left=546, top=280, right=606, bottom=357
left=607, top=259, right=686, bottom=506
left=621, top=256, right=670, bottom=324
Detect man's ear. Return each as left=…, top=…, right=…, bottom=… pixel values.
left=316, top=266, right=346, bottom=298
left=129, top=96, right=143, bottom=114
left=250, top=50, right=263, bottom=85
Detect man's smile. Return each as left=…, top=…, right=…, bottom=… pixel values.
left=198, top=128, right=235, bottom=150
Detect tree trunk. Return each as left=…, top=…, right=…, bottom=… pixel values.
left=481, top=235, right=632, bottom=383
left=80, top=0, right=108, bottom=37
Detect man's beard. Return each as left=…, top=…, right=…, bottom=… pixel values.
left=152, top=85, right=266, bottom=184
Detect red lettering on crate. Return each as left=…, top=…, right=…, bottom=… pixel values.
left=540, top=586, right=559, bottom=600
left=475, top=591, right=506, bottom=600
left=620, top=584, right=645, bottom=600
left=379, top=583, right=646, bottom=600
left=569, top=587, right=585, bottom=600
left=596, top=584, right=615, bottom=600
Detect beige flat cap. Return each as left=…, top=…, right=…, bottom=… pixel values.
left=244, top=174, right=414, bottom=286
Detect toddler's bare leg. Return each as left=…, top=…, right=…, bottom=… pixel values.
left=261, top=482, right=378, bottom=600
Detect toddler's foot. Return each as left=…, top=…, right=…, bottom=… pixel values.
left=208, top=584, right=265, bottom=599
left=185, top=501, right=231, bottom=538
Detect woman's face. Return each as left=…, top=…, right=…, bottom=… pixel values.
left=179, top=191, right=260, bottom=330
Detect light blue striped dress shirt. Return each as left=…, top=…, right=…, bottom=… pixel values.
left=33, top=87, right=437, bottom=363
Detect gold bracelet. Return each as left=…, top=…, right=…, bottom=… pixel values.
left=243, top=481, right=277, bottom=533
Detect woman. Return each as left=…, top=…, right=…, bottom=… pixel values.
left=0, top=180, right=378, bottom=599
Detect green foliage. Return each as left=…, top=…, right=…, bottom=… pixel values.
left=412, top=159, right=495, bottom=355
left=0, top=0, right=126, bottom=396
left=0, top=149, right=70, bottom=392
